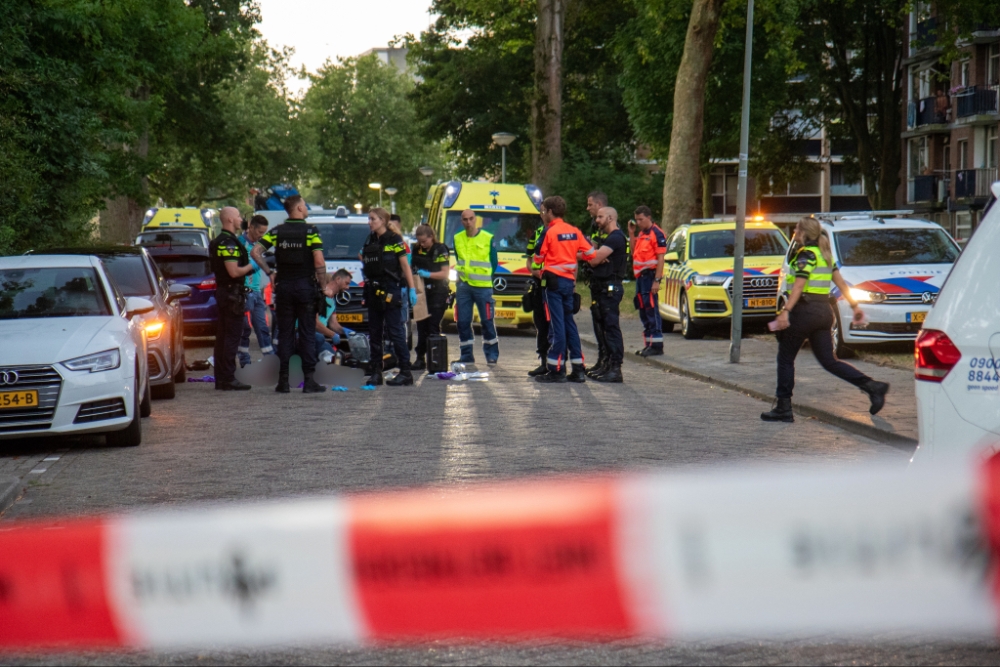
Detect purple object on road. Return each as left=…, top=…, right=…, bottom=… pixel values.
left=187, top=375, right=215, bottom=383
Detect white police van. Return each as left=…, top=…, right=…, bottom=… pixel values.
left=912, top=182, right=1000, bottom=463
left=307, top=207, right=371, bottom=330
left=778, top=211, right=961, bottom=356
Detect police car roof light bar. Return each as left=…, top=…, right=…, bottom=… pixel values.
left=811, top=210, right=914, bottom=225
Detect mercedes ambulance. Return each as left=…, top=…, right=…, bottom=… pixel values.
left=140, top=207, right=218, bottom=235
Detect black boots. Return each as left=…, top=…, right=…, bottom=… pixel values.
left=587, top=357, right=608, bottom=379
left=861, top=380, right=890, bottom=415
left=639, top=347, right=663, bottom=358
left=216, top=380, right=251, bottom=391
left=535, top=368, right=567, bottom=383
left=386, top=371, right=414, bottom=386
left=275, top=370, right=290, bottom=393
left=760, top=397, right=794, bottom=422
left=568, top=364, right=587, bottom=383
left=303, top=373, right=326, bottom=394
left=365, top=371, right=384, bottom=386
left=595, top=363, right=623, bottom=383
left=527, top=363, right=548, bottom=377
left=411, top=356, right=427, bottom=371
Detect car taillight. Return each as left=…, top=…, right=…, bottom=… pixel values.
left=197, top=278, right=216, bottom=290
left=915, top=329, right=961, bottom=382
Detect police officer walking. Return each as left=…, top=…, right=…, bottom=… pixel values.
left=410, top=224, right=450, bottom=371
left=362, top=207, right=418, bottom=386
left=761, top=217, right=890, bottom=422
left=628, top=206, right=667, bottom=357
left=585, top=206, right=628, bottom=382
left=251, top=195, right=328, bottom=394
left=531, top=196, right=596, bottom=383
left=210, top=207, right=256, bottom=391
left=454, top=209, right=500, bottom=365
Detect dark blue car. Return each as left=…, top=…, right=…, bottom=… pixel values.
left=147, top=246, right=218, bottom=337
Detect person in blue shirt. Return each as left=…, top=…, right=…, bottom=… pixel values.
left=237, top=215, right=274, bottom=367
left=303, top=268, right=355, bottom=363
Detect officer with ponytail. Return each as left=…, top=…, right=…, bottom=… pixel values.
left=761, top=217, right=889, bottom=422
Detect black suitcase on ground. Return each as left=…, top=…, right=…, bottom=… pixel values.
left=427, top=334, right=448, bottom=373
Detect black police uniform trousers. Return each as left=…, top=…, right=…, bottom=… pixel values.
left=276, top=276, right=319, bottom=375
left=592, top=280, right=625, bottom=365
left=776, top=298, right=871, bottom=399
left=214, top=305, right=244, bottom=385
left=531, top=279, right=549, bottom=362
left=367, top=283, right=412, bottom=374
left=415, top=293, right=449, bottom=358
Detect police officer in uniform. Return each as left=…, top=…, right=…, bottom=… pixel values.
left=251, top=195, right=327, bottom=394
left=525, top=221, right=550, bottom=377
left=761, top=217, right=890, bottom=422
left=585, top=206, right=628, bottom=383
left=210, top=207, right=256, bottom=391
left=362, top=207, right=417, bottom=386
left=410, top=224, right=450, bottom=371
left=581, top=191, right=610, bottom=373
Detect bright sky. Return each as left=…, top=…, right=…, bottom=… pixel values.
left=258, top=0, right=435, bottom=94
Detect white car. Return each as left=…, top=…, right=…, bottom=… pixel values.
left=0, top=255, right=154, bottom=447
left=913, top=183, right=1000, bottom=463
left=779, top=214, right=961, bottom=355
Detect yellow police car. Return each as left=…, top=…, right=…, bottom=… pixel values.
left=422, top=181, right=544, bottom=326
left=659, top=218, right=789, bottom=339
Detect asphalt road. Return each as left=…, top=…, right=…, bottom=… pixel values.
left=1, top=330, right=997, bottom=665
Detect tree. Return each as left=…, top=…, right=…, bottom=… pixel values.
left=532, top=0, right=564, bottom=191
left=302, top=54, right=440, bottom=225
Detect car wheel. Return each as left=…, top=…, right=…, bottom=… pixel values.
left=107, top=380, right=142, bottom=447
left=152, top=377, right=176, bottom=400
left=140, top=378, right=152, bottom=417
left=832, top=308, right=855, bottom=358
left=680, top=292, right=704, bottom=340
left=174, top=335, right=186, bottom=382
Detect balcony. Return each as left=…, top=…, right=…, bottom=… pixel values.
left=954, top=168, right=999, bottom=200
left=956, top=85, right=999, bottom=118
left=907, top=95, right=950, bottom=130
left=907, top=174, right=947, bottom=205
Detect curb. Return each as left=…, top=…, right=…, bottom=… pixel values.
left=579, top=336, right=917, bottom=448
left=0, top=477, right=21, bottom=516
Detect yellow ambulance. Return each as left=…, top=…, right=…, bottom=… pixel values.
left=140, top=207, right=218, bottom=235
left=423, top=181, right=544, bottom=326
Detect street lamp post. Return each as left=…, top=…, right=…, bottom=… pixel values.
left=368, top=182, right=383, bottom=208
left=385, top=187, right=398, bottom=215
left=729, top=0, right=755, bottom=364
left=418, top=166, right=434, bottom=197
left=354, top=203, right=363, bottom=214
left=491, top=132, right=516, bottom=183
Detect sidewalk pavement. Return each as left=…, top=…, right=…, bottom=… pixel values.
left=576, top=313, right=917, bottom=447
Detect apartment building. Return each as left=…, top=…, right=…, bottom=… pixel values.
left=901, top=6, right=1000, bottom=242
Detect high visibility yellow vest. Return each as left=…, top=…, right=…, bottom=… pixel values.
left=786, top=245, right=833, bottom=295
left=454, top=229, right=494, bottom=288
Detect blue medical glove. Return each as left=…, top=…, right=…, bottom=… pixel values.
left=409, top=289, right=418, bottom=308
left=416, top=269, right=431, bottom=279
left=341, top=327, right=355, bottom=337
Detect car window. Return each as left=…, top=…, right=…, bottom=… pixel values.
left=667, top=229, right=687, bottom=257
left=314, top=223, right=370, bottom=260
left=834, top=228, right=959, bottom=266
left=101, top=255, right=154, bottom=297
left=0, top=267, right=112, bottom=319
left=443, top=211, right=541, bottom=254
left=688, top=229, right=789, bottom=259
left=152, top=256, right=212, bottom=279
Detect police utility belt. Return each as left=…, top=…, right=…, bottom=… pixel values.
left=217, top=282, right=249, bottom=316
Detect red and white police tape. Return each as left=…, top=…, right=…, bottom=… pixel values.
left=3, top=455, right=1000, bottom=650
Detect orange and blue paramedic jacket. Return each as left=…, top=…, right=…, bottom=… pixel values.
left=531, top=218, right=595, bottom=281
left=632, top=225, right=667, bottom=278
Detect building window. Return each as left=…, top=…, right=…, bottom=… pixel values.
left=909, top=137, right=929, bottom=176
left=988, top=126, right=998, bottom=169
left=960, top=60, right=971, bottom=88
left=787, top=171, right=822, bottom=195
left=830, top=164, right=863, bottom=196
left=959, top=139, right=969, bottom=169
left=989, top=44, right=999, bottom=86
left=955, top=211, right=972, bottom=242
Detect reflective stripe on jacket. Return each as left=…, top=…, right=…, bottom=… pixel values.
left=454, top=229, right=494, bottom=288
left=632, top=225, right=667, bottom=277
left=786, top=245, right=834, bottom=295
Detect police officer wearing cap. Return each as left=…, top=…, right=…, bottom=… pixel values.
left=761, top=217, right=889, bottom=422
left=210, top=207, right=256, bottom=391
left=251, top=194, right=327, bottom=394
left=585, top=206, right=628, bottom=383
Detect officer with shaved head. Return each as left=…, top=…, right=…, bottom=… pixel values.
left=585, top=206, right=628, bottom=382
left=209, top=207, right=256, bottom=390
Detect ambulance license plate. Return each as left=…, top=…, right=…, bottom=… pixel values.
left=907, top=312, right=926, bottom=324
left=745, top=298, right=776, bottom=309
left=338, top=313, right=364, bottom=323
left=0, top=390, right=39, bottom=409
left=497, top=309, right=518, bottom=320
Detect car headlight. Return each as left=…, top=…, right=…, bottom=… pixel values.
left=62, top=349, right=121, bottom=373
left=449, top=269, right=458, bottom=282
left=144, top=320, right=165, bottom=340
left=848, top=288, right=886, bottom=303
left=692, top=274, right=728, bottom=286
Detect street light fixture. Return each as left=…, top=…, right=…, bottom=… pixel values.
left=385, top=187, right=398, bottom=215
left=368, top=182, right=383, bottom=208
left=418, top=166, right=434, bottom=197
left=492, top=132, right=516, bottom=183
left=354, top=203, right=362, bottom=214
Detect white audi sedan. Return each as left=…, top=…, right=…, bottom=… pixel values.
left=0, top=255, right=154, bottom=446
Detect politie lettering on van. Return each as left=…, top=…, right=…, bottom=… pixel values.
left=422, top=181, right=544, bottom=326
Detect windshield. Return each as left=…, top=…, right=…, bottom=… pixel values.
left=314, top=223, right=370, bottom=260
left=102, top=255, right=153, bottom=297
left=0, top=267, right=111, bottom=319
left=444, top=211, right=541, bottom=254
left=152, top=256, right=212, bottom=279
left=137, top=231, right=207, bottom=248
left=689, top=229, right=789, bottom=259
left=834, top=228, right=959, bottom=266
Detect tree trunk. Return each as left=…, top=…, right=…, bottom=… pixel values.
left=99, top=128, right=150, bottom=244
left=701, top=167, right=714, bottom=218
left=531, top=0, right=564, bottom=193
left=661, top=0, right=723, bottom=233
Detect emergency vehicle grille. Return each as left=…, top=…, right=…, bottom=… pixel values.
left=885, top=293, right=935, bottom=305
left=147, top=353, right=162, bottom=379
left=0, top=365, right=62, bottom=433
left=492, top=274, right=532, bottom=296
left=727, top=276, right=780, bottom=303
left=852, top=322, right=923, bottom=334
left=74, top=398, right=127, bottom=424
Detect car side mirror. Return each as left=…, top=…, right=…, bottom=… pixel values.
left=664, top=251, right=679, bottom=264
left=125, top=297, right=155, bottom=318
left=167, top=283, right=192, bottom=303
